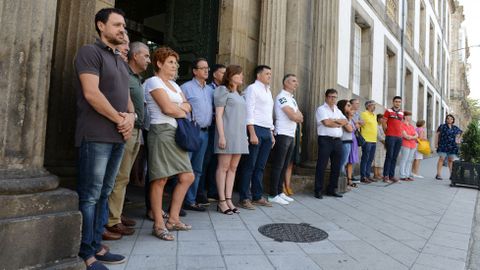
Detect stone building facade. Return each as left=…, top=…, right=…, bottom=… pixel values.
left=0, top=0, right=457, bottom=268
left=448, top=1, right=471, bottom=130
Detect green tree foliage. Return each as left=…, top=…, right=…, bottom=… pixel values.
left=460, top=121, right=480, bottom=163
left=467, top=98, right=480, bottom=123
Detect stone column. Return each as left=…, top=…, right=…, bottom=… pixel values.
left=305, top=0, right=340, bottom=162
left=257, top=0, right=288, bottom=96
left=304, top=1, right=343, bottom=192
left=284, top=0, right=314, bottom=165
left=45, top=0, right=114, bottom=187
left=0, top=0, right=83, bottom=269
left=217, top=0, right=261, bottom=82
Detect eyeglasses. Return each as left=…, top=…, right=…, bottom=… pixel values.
left=195, top=67, right=210, bottom=71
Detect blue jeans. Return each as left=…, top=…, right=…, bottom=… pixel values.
left=360, top=142, right=376, bottom=178
left=399, top=146, right=415, bottom=178
left=383, top=136, right=402, bottom=178
left=198, top=124, right=218, bottom=199
left=185, top=130, right=209, bottom=205
left=77, top=140, right=125, bottom=260
left=239, top=125, right=272, bottom=201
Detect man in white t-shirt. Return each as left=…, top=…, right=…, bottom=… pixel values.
left=314, top=89, right=348, bottom=199
left=268, top=74, right=303, bottom=205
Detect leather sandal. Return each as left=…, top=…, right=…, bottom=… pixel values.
left=166, top=220, right=192, bottom=231
left=225, top=198, right=240, bottom=214
left=152, top=226, right=174, bottom=241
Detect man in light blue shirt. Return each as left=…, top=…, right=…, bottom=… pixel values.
left=181, top=58, right=214, bottom=211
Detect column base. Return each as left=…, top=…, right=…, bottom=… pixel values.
left=0, top=173, right=82, bottom=269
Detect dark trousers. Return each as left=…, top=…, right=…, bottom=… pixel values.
left=314, top=136, right=343, bottom=194
left=270, top=135, right=295, bottom=196
left=239, top=125, right=273, bottom=201
left=197, top=124, right=219, bottom=199
left=360, top=142, right=376, bottom=178
left=383, top=136, right=402, bottom=177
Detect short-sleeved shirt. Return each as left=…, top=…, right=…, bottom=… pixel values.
left=316, top=103, right=346, bottom=138
left=384, top=108, right=404, bottom=137
left=73, top=39, right=129, bottom=147
left=128, top=66, right=145, bottom=128
left=181, top=78, right=214, bottom=128
left=274, top=90, right=299, bottom=137
left=437, top=124, right=462, bottom=154
left=143, top=76, right=183, bottom=128
left=402, top=123, right=417, bottom=149
left=360, top=111, right=377, bottom=143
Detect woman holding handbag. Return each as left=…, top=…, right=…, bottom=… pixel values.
left=143, top=47, right=194, bottom=240
left=214, top=65, right=249, bottom=214
left=412, top=120, right=427, bottom=178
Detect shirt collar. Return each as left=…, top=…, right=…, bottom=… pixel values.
left=281, top=89, right=294, bottom=97
left=95, top=38, right=120, bottom=55
left=254, top=80, right=269, bottom=91
left=127, top=65, right=142, bottom=80
left=193, top=78, right=207, bottom=88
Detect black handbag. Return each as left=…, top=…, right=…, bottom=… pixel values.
left=355, top=129, right=366, bottom=147
left=175, top=113, right=201, bottom=152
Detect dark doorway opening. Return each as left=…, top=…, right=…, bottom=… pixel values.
left=115, top=0, right=219, bottom=83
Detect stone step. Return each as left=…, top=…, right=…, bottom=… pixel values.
left=0, top=188, right=79, bottom=219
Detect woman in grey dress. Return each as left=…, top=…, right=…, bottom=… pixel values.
left=214, top=65, right=249, bottom=215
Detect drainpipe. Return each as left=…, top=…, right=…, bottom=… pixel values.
left=400, top=0, right=406, bottom=109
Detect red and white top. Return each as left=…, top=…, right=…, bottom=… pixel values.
left=384, top=108, right=404, bottom=137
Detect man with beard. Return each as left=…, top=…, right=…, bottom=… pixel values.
left=73, top=8, right=134, bottom=270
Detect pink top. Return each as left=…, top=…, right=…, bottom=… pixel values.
left=402, top=123, right=417, bottom=149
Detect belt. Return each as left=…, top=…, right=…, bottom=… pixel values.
left=200, top=127, right=208, bottom=131
left=319, top=136, right=341, bottom=140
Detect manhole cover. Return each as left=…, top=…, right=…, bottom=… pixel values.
left=258, top=223, right=328, bottom=243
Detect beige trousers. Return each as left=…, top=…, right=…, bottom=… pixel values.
left=108, top=128, right=141, bottom=226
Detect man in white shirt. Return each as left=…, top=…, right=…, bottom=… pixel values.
left=239, top=65, right=275, bottom=209
left=314, top=89, right=348, bottom=199
left=269, top=74, right=303, bottom=205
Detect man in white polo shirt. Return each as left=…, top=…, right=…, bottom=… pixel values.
left=314, top=89, right=348, bottom=199
left=269, top=74, right=303, bottom=205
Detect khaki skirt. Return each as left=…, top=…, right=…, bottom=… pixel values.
left=148, top=124, right=192, bottom=180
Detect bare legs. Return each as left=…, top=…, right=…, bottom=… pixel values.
left=436, top=156, right=445, bottom=177
left=150, top=172, right=194, bottom=229
left=284, top=162, right=294, bottom=194
left=412, top=159, right=420, bottom=175
left=216, top=154, right=241, bottom=211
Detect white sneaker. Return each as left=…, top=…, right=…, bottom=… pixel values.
left=279, top=193, right=294, bottom=202
left=412, top=174, right=424, bottom=178
left=269, top=195, right=289, bottom=205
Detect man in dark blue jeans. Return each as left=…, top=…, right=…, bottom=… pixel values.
left=74, top=8, right=135, bottom=270
left=239, top=65, right=275, bottom=210
left=382, top=96, right=404, bottom=183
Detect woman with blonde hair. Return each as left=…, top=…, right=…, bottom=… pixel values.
left=143, top=47, right=194, bottom=240
left=214, top=65, right=249, bottom=214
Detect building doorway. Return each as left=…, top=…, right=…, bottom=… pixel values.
left=115, top=0, right=219, bottom=83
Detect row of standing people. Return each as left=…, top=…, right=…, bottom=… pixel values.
left=73, top=8, right=464, bottom=270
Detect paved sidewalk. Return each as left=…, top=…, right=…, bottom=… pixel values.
left=107, top=157, right=477, bottom=270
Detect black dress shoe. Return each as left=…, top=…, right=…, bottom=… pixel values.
left=196, top=195, right=211, bottom=206
left=314, top=193, right=323, bottom=199
left=326, top=192, right=343, bottom=198
left=183, top=203, right=206, bottom=212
